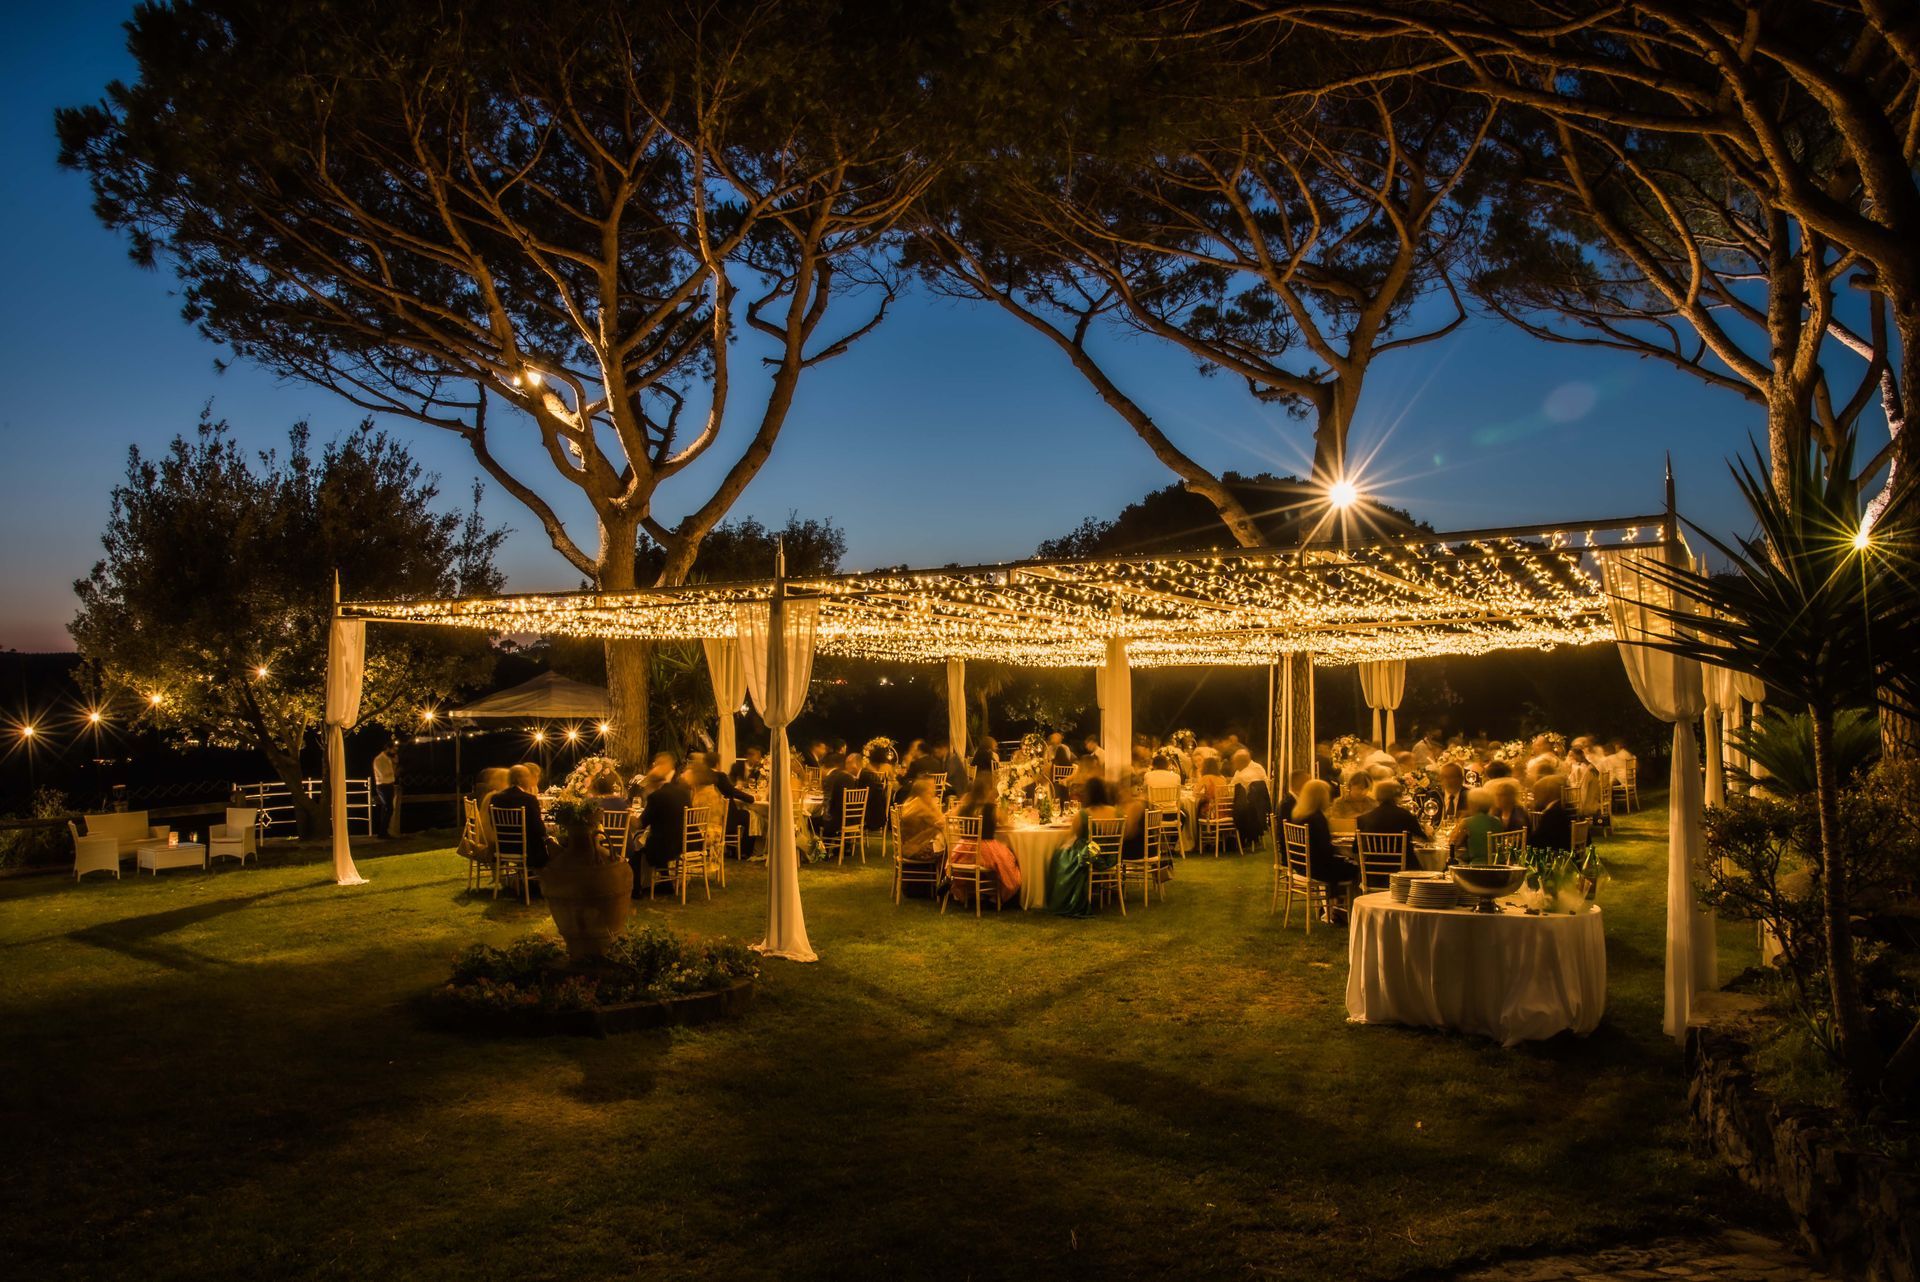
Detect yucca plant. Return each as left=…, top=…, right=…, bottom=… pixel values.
left=1629, top=428, right=1918, bottom=1106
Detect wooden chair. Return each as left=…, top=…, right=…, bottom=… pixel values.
left=1624, top=760, right=1640, bottom=811
left=829, top=786, right=869, bottom=865
left=1355, top=831, right=1409, bottom=893
left=941, top=814, right=1005, bottom=916
left=1086, top=816, right=1126, bottom=915
left=1146, top=785, right=1183, bottom=857
left=1118, top=817, right=1169, bottom=908
left=459, top=798, right=494, bottom=892
left=720, top=798, right=746, bottom=864
left=1051, top=764, right=1075, bottom=788
left=677, top=806, right=715, bottom=903
left=488, top=804, right=537, bottom=904
left=875, top=779, right=898, bottom=860
left=598, top=809, right=632, bottom=860
left=890, top=809, right=941, bottom=906
left=1489, top=828, right=1528, bottom=862
left=1569, top=818, right=1592, bottom=857
left=1275, top=820, right=1331, bottom=933
left=1197, top=807, right=1241, bottom=857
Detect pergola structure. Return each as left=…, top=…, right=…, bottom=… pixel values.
left=323, top=509, right=1724, bottom=1039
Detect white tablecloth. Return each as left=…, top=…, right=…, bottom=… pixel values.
left=746, top=793, right=822, bottom=838
left=1344, top=892, right=1606, bottom=1046
left=1003, top=824, right=1075, bottom=909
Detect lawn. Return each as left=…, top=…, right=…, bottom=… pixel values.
left=1, top=802, right=1761, bottom=1281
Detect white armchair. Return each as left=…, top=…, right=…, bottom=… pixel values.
left=70, top=822, right=121, bottom=881
left=208, top=807, right=259, bottom=867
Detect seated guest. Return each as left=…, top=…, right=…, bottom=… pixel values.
left=1449, top=788, right=1501, bottom=864
left=860, top=752, right=892, bottom=832
left=1355, top=779, right=1428, bottom=869
left=1486, top=778, right=1531, bottom=844
left=1049, top=777, right=1121, bottom=916
left=906, top=737, right=966, bottom=798
left=971, top=736, right=1001, bottom=774
left=1277, top=769, right=1312, bottom=827
left=1525, top=751, right=1563, bottom=785
left=1288, top=779, right=1360, bottom=916
left=949, top=770, right=1023, bottom=906
left=1229, top=749, right=1272, bottom=847
left=728, top=745, right=767, bottom=791
left=1083, top=734, right=1105, bottom=771
left=633, top=765, right=692, bottom=882
left=1326, top=770, right=1375, bottom=832
left=471, top=767, right=510, bottom=849
left=1565, top=748, right=1606, bottom=816
left=629, top=752, right=677, bottom=803
left=1194, top=757, right=1231, bottom=820
left=683, top=761, right=730, bottom=852
left=897, top=778, right=946, bottom=864
left=900, top=738, right=927, bottom=773
left=587, top=769, right=628, bottom=812
left=817, top=752, right=863, bottom=839
left=1434, top=762, right=1470, bottom=824
left=1142, top=751, right=1183, bottom=798
left=1529, top=775, right=1575, bottom=851
left=1065, top=753, right=1102, bottom=804
left=490, top=764, right=552, bottom=870
left=706, top=760, right=755, bottom=855
left=1483, top=759, right=1514, bottom=780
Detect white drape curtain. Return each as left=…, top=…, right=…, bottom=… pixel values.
left=1099, top=637, right=1132, bottom=779
left=1702, top=661, right=1746, bottom=808
left=324, top=618, right=368, bottom=886
left=737, top=599, right=818, bottom=962
left=701, top=637, right=747, bottom=771
left=1357, top=659, right=1407, bottom=747
left=944, top=659, right=967, bottom=769
left=1603, top=548, right=1712, bottom=1039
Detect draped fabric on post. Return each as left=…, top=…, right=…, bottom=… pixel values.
left=944, top=660, right=967, bottom=771
left=1603, top=549, right=1711, bottom=1038
left=737, top=599, right=818, bottom=962
left=701, top=638, right=747, bottom=772
left=1702, top=660, right=1744, bottom=808
left=324, top=618, right=368, bottom=886
left=1357, top=660, right=1407, bottom=747
left=1099, top=638, right=1132, bottom=780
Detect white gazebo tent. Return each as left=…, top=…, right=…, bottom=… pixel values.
left=329, top=512, right=1718, bottom=1034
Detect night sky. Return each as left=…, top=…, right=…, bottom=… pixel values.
left=0, top=0, right=1798, bottom=652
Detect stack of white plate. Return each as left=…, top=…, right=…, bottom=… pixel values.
left=1407, top=877, right=1461, bottom=910
left=1388, top=869, right=1434, bottom=903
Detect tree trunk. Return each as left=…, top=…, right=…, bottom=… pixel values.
left=264, top=735, right=325, bottom=837
left=1268, top=652, right=1316, bottom=791
left=1810, top=703, right=1881, bottom=1106
left=595, top=520, right=650, bottom=770
left=1875, top=292, right=1918, bottom=761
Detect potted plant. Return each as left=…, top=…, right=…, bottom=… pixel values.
left=540, top=790, right=633, bottom=962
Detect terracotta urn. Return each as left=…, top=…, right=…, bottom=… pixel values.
left=542, top=817, right=633, bottom=962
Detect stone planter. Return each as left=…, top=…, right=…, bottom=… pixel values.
left=540, top=854, right=633, bottom=962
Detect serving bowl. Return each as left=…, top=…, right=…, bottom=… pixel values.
left=1450, top=864, right=1527, bottom=912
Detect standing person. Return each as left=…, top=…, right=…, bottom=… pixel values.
left=629, top=752, right=677, bottom=804
left=371, top=741, right=398, bottom=838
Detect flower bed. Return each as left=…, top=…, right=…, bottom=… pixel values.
left=423, top=928, right=759, bottom=1038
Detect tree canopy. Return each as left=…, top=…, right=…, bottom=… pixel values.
left=72, top=416, right=505, bottom=830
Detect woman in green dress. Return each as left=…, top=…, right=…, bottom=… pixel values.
left=1049, top=779, right=1120, bottom=916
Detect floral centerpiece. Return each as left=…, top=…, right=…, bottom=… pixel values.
left=862, top=735, right=897, bottom=766
left=563, top=755, right=623, bottom=795
left=1493, top=738, right=1528, bottom=764
left=1330, top=734, right=1370, bottom=773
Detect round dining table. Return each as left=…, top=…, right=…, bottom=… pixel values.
left=1001, top=822, right=1076, bottom=909
left=1344, top=891, right=1606, bottom=1046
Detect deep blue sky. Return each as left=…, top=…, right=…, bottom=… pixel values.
left=2, top=0, right=1778, bottom=652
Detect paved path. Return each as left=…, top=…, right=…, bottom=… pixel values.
left=1444, top=1230, right=1834, bottom=1281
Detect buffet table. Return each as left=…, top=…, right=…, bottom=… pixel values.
left=1003, top=823, right=1076, bottom=909
left=1344, top=892, right=1606, bottom=1046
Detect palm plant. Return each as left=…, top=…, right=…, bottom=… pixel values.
left=1727, top=707, right=1881, bottom=798
left=1629, top=429, right=1918, bottom=1105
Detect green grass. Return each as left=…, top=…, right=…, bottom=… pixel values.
left=1, top=803, right=1759, bottom=1281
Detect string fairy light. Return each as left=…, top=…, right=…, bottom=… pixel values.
left=338, top=520, right=1662, bottom=669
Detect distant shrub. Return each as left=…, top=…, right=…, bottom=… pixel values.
left=0, top=789, right=76, bottom=870
left=428, top=926, right=757, bottom=1024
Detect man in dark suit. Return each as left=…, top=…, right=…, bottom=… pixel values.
left=491, top=764, right=552, bottom=870
left=729, top=745, right=767, bottom=791
left=1434, top=763, right=1470, bottom=825
left=1356, top=779, right=1430, bottom=871
left=1528, top=776, right=1576, bottom=852
left=858, top=754, right=891, bottom=832
left=633, top=770, right=692, bottom=884
left=817, top=752, right=861, bottom=839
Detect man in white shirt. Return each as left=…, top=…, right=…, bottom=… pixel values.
left=1142, top=752, right=1183, bottom=798
left=1230, top=748, right=1268, bottom=788
left=371, top=742, right=398, bottom=838
left=1229, top=750, right=1272, bottom=846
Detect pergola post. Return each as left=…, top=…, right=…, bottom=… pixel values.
left=1269, top=651, right=1315, bottom=790
left=1099, top=637, right=1131, bottom=779
left=945, top=659, right=967, bottom=765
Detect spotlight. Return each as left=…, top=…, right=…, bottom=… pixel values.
left=421, top=709, right=437, bottom=724
left=565, top=727, right=580, bottom=743
left=147, top=693, right=164, bottom=707
left=597, top=721, right=611, bottom=736
left=1853, top=523, right=1871, bottom=552
left=19, top=724, right=35, bottom=739
left=1328, top=478, right=1359, bottom=510
left=87, top=710, right=103, bottom=725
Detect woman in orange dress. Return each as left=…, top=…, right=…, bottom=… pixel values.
left=948, top=770, right=1023, bottom=907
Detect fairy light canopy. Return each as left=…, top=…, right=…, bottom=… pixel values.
left=337, top=517, right=1669, bottom=668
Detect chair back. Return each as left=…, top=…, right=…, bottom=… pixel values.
left=1282, top=821, right=1311, bottom=880
left=1086, top=816, right=1126, bottom=855
left=841, top=786, right=869, bottom=830
left=682, top=806, right=711, bottom=855
left=489, top=806, right=529, bottom=857
left=600, top=809, right=632, bottom=855
left=1569, top=818, right=1592, bottom=855
left=226, top=806, right=259, bottom=834
left=1489, top=828, right=1527, bottom=861
left=1146, top=783, right=1180, bottom=811
left=947, top=813, right=983, bottom=864
left=1355, top=831, right=1409, bottom=891
left=461, top=797, right=480, bottom=842
left=1052, top=765, right=1074, bottom=785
